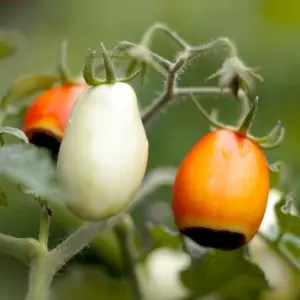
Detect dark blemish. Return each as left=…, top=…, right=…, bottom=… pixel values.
left=180, top=226, right=246, bottom=251
left=30, top=132, right=61, bottom=161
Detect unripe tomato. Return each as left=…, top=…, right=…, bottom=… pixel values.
left=172, top=129, right=270, bottom=250
left=57, top=82, right=149, bottom=221
left=22, top=84, right=87, bottom=158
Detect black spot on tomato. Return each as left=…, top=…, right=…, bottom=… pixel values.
left=180, top=226, right=246, bottom=251
left=30, top=132, right=60, bottom=161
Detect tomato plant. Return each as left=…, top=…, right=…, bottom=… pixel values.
left=0, top=22, right=297, bottom=300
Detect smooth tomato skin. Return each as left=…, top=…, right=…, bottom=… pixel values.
left=172, top=129, right=270, bottom=247
left=22, top=84, right=87, bottom=140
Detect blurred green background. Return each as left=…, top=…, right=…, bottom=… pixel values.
left=1, top=0, right=300, bottom=299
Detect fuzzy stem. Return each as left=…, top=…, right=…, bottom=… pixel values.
left=140, top=22, right=187, bottom=49
left=25, top=256, right=52, bottom=300
left=48, top=217, right=120, bottom=275
left=175, top=86, right=231, bottom=96
left=115, top=216, right=144, bottom=300
left=141, top=54, right=186, bottom=127
left=38, top=204, right=50, bottom=250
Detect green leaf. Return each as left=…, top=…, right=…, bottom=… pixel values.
left=181, top=249, right=270, bottom=300
left=274, top=199, right=300, bottom=268
left=0, top=188, right=8, bottom=207
left=0, top=29, right=24, bottom=60
left=0, top=126, right=29, bottom=144
left=148, top=225, right=182, bottom=249
left=0, top=143, right=62, bottom=200
left=1, top=74, right=60, bottom=107
left=275, top=199, right=300, bottom=235
left=0, top=40, right=16, bottom=60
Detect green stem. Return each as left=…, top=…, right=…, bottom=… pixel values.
left=58, top=40, right=76, bottom=85
left=190, top=94, right=234, bottom=131
left=25, top=256, right=53, bottom=300
left=140, top=22, right=187, bottom=49
left=48, top=216, right=120, bottom=275
left=175, top=86, right=231, bottom=96
left=38, top=203, right=50, bottom=250
left=100, top=42, right=117, bottom=84
left=188, top=37, right=238, bottom=62
left=83, top=50, right=104, bottom=86
left=237, top=89, right=250, bottom=124
left=141, top=56, right=186, bottom=127
left=115, top=216, right=143, bottom=300
left=237, top=97, right=258, bottom=136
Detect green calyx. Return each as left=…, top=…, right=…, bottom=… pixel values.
left=190, top=94, right=285, bottom=151
left=83, top=42, right=142, bottom=86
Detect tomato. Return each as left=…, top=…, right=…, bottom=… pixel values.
left=172, top=129, right=270, bottom=250
left=22, top=84, right=86, bottom=158
left=56, top=82, right=149, bottom=221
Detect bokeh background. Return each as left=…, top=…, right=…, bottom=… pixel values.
left=1, top=0, right=300, bottom=299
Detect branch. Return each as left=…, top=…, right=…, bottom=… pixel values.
left=48, top=216, right=119, bottom=274
left=115, top=216, right=144, bottom=300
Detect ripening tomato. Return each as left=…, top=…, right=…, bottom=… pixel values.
left=22, top=84, right=87, bottom=158
left=172, top=129, right=270, bottom=250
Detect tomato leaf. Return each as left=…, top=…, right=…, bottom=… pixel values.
left=148, top=225, right=183, bottom=249
left=0, top=188, right=8, bottom=207
left=1, top=74, right=60, bottom=106
left=0, top=143, right=62, bottom=200
left=0, top=29, right=24, bottom=60
left=0, top=126, right=29, bottom=144
left=274, top=199, right=300, bottom=268
left=0, top=40, right=16, bottom=60
left=181, top=249, right=270, bottom=299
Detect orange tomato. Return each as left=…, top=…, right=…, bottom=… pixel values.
left=172, top=129, right=270, bottom=250
left=23, top=84, right=86, bottom=158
